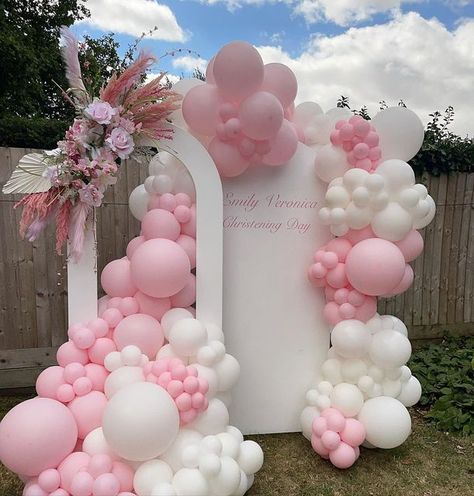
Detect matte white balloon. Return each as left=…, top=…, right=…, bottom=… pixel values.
left=190, top=399, right=230, bottom=435
left=301, top=406, right=319, bottom=440
left=134, top=460, right=173, bottom=496
left=397, top=376, right=422, bottom=407
left=208, top=456, right=241, bottom=496
left=161, top=308, right=194, bottom=339
left=160, top=429, right=203, bottom=473
left=129, top=184, right=151, bottom=221
left=331, top=320, right=371, bottom=358
left=237, top=440, right=264, bottom=475
left=172, top=468, right=209, bottom=496
left=330, top=383, right=364, bottom=417
left=369, top=329, right=412, bottom=369
left=214, top=354, right=240, bottom=392
left=315, top=144, right=350, bottom=183
left=104, top=366, right=145, bottom=399
left=169, top=318, right=208, bottom=357
left=82, top=427, right=119, bottom=460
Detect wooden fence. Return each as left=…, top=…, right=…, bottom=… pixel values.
left=0, top=147, right=473, bottom=387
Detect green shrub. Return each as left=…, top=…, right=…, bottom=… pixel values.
left=409, top=336, right=474, bottom=435
left=0, top=116, right=68, bottom=149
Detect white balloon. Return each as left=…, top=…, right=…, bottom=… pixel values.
left=214, top=354, right=240, bottom=392
left=208, top=456, right=241, bottom=496
left=190, top=399, right=230, bottom=435
left=397, top=376, right=422, bottom=407
left=157, top=343, right=186, bottom=362
left=216, top=391, right=233, bottom=408
left=129, top=184, right=150, bottom=221
left=369, top=329, right=412, bottom=369
left=83, top=427, right=119, bottom=459
left=206, top=323, right=225, bottom=343
left=376, top=160, right=415, bottom=193
left=358, top=396, right=412, bottom=448
left=341, top=358, right=368, bottom=384
left=301, top=406, right=319, bottom=440
left=315, top=144, right=350, bottom=183
left=330, top=383, right=364, bottom=417
left=413, top=194, right=436, bottom=229
left=193, top=364, right=219, bottom=397
left=382, top=378, right=402, bottom=398
left=104, top=366, right=145, bottom=399
left=172, top=468, right=209, bottom=496
left=331, top=320, right=371, bottom=358
left=160, top=429, right=203, bottom=473
left=293, top=101, right=323, bottom=128
left=372, top=107, right=424, bottom=162
left=321, top=358, right=343, bottom=385
left=103, top=382, right=179, bottom=461
left=152, top=482, right=176, bottom=496
left=161, top=308, right=195, bottom=339
left=237, top=441, right=264, bottom=475
left=217, top=433, right=240, bottom=459
left=169, top=318, right=208, bottom=357
left=233, top=470, right=250, bottom=496
left=372, top=202, right=413, bottom=241
left=134, top=460, right=173, bottom=496
left=226, top=426, right=244, bottom=444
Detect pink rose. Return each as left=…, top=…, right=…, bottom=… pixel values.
left=106, top=127, right=134, bottom=159
left=78, top=182, right=104, bottom=207
left=85, top=100, right=117, bottom=125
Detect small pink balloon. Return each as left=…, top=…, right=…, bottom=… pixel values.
left=64, top=363, right=86, bottom=384
left=343, top=226, right=375, bottom=245
left=88, top=454, right=113, bottom=478
left=340, top=418, right=366, bottom=447
left=262, top=119, right=298, bottom=166
left=326, top=263, right=348, bottom=289
left=261, top=63, right=298, bottom=108
left=175, top=193, right=192, bottom=208
left=345, top=238, right=406, bottom=296
left=182, top=84, right=224, bottom=135
left=0, top=398, right=78, bottom=476
left=239, top=91, right=284, bottom=141
left=102, top=308, right=123, bottom=328
left=386, top=264, right=414, bottom=296
left=118, top=297, right=139, bottom=316
left=68, top=391, right=107, bottom=439
left=311, top=435, right=329, bottom=458
left=88, top=318, right=109, bottom=338
left=170, top=274, right=196, bottom=308
left=50, top=490, right=69, bottom=496
left=88, top=338, right=117, bottom=365
left=354, top=296, right=377, bottom=323
left=101, top=259, right=137, bottom=298
left=395, top=230, right=424, bottom=262
left=321, top=430, right=341, bottom=451
left=57, top=384, right=75, bottom=403
left=326, top=410, right=346, bottom=432
left=71, top=471, right=94, bottom=496
left=176, top=234, right=196, bottom=269
left=57, top=341, right=89, bottom=367
left=73, top=377, right=93, bottom=396
left=58, top=452, right=91, bottom=493
left=114, top=313, right=164, bottom=359
left=38, top=468, right=61, bottom=492
left=85, top=363, right=108, bottom=392
left=92, top=473, right=121, bottom=496
left=24, top=483, right=48, bottom=496
left=36, top=366, right=65, bottom=399
left=130, top=239, right=191, bottom=298
left=111, top=461, right=134, bottom=492
left=312, top=416, right=327, bottom=437
left=126, top=236, right=144, bottom=259
left=135, top=291, right=171, bottom=321
left=181, top=204, right=196, bottom=238
left=159, top=193, right=177, bottom=212
left=72, top=327, right=96, bottom=350
left=141, top=209, right=181, bottom=241
left=98, top=296, right=110, bottom=317
left=329, top=442, right=358, bottom=469
left=213, top=41, right=264, bottom=102
left=323, top=301, right=341, bottom=326
left=208, top=137, right=250, bottom=177
left=174, top=205, right=191, bottom=224
left=147, top=195, right=161, bottom=210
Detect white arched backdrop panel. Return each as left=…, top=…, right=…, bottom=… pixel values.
left=67, top=125, right=224, bottom=330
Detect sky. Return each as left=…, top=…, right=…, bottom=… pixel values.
left=73, top=0, right=474, bottom=136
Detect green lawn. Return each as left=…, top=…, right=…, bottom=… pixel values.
left=1, top=396, right=472, bottom=496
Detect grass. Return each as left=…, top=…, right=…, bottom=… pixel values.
left=1, top=397, right=473, bottom=496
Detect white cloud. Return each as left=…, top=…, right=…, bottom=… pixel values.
left=145, top=72, right=180, bottom=85
left=172, top=55, right=208, bottom=72
left=79, top=0, right=188, bottom=42
left=256, top=12, right=474, bottom=136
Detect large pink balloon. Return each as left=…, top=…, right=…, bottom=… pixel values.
left=130, top=239, right=190, bottom=298
left=101, top=259, right=137, bottom=298
left=213, top=41, right=264, bottom=101
left=114, top=313, right=164, bottom=359
left=0, top=398, right=77, bottom=476
left=239, top=91, right=284, bottom=140
left=135, top=291, right=171, bottom=321
left=345, top=239, right=406, bottom=296
left=395, top=230, right=424, bottom=262
left=261, top=63, right=298, bottom=108
left=262, top=119, right=298, bottom=166
left=182, top=84, right=223, bottom=136
left=68, top=391, right=107, bottom=439
left=208, top=138, right=250, bottom=177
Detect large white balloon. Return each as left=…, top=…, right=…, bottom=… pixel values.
left=103, top=382, right=179, bottom=461
left=331, top=320, right=371, bottom=358
left=372, top=107, right=424, bottom=162
left=237, top=440, right=264, bottom=475
left=369, top=329, right=412, bottom=369
left=330, top=383, right=364, bottom=417
left=358, top=396, right=412, bottom=449
left=314, top=144, right=350, bottom=183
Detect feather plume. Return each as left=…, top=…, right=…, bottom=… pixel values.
left=68, top=202, right=92, bottom=262
left=56, top=200, right=72, bottom=255
left=60, top=26, right=87, bottom=101
left=100, top=51, right=156, bottom=106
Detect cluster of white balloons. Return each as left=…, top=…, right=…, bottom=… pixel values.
left=319, top=161, right=436, bottom=240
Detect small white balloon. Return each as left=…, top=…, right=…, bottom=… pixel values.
left=169, top=318, right=208, bottom=357
left=397, top=376, right=422, bottom=407
left=237, top=440, right=264, bottom=475
left=134, top=460, right=173, bottom=496
left=301, top=406, right=319, bottom=440
left=372, top=202, right=413, bottom=241
left=172, top=468, right=209, bottom=496
left=160, top=429, right=203, bottom=473
left=129, top=184, right=150, bottom=221
left=321, top=358, right=343, bottom=385
left=82, top=427, right=119, bottom=459
left=161, top=308, right=195, bottom=339
left=330, top=383, right=364, bottom=417
left=153, top=175, right=174, bottom=195
left=226, top=426, right=244, bottom=444
left=331, top=320, right=371, bottom=359
left=375, top=160, right=415, bottom=193
left=206, top=323, right=225, bottom=343
left=293, top=101, right=323, bottom=129
left=208, top=456, right=241, bottom=496
left=369, top=329, right=412, bottom=369
left=214, top=354, right=240, bottom=392
left=121, top=345, right=143, bottom=367
left=217, top=432, right=240, bottom=459
left=104, top=366, right=145, bottom=399
left=190, top=399, right=230, bottom=436
left=151, top=482, right=176, bottom=496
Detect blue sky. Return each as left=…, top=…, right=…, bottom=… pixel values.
left=73, top=1, right=474, bottom=135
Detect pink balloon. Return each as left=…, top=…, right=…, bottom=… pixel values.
left=206, top=56, right=216, bottom=84
left=176, top=234, right=196, bottom=269
left=85, top=363, right=109, bottom=392
left=343, top=226, right=375, bottom=245
left=311, top=436, right=329, bottom=458
left=386, top=264, right=414, bottom=296
left=325, top=238, right=352, bottom=262
left=88, top=338, right=117, bottom=365
left=262, top=119, right=298, bottom=166
left=182, top=84, right=224, bottom=135
left=239, top=91, right=284, bottom=140
left=71, top=471, right=94, bottom=496
left=329, top=442, right=357, bottom=469
left=135, top=291, right=171, bottom=321
left=88, top=318, right=109, bottom=338
left=321, top=430, right=341, bottom=451
left=57, top=341, right=89, bottom=367
left=0, top=398, right=77, bottom=476
left=38, top=468, right=61, bottom=492
left=92, top=473, right=121, bottom=496
left=131, top=239, right=191, bottom=298
left=354, top=296, right=377, bottom=322
left=170, top=274, right=196, bottom=308
left=101, top=259, right=137, bottom=298
left=98, top=296, right=110, bottom=317
left=181, top=204, right=196, bottom=238
left=345, top=238, right=406, bottom=296
left=395, top=230, right=424, bottom=262
left=118, top=297, right=139, bottom=316
left=57, top=452, right=91, bottom=493
left=213, top=41, right=264, bottom=101
left=36, top=366, right=65, bottom=399
left=102, top=308, right=123, bottom=328
left=326, top=263, right=348, bottom=289
left=208, top=137, right=250, bottom=177
left=323, top=302, right=341, bottom=326
left=141, top=209, right=181, bottom=241
left=111, top=461, right=134, bottom=492
left=261, top=63, right=298, bottom=108
left=113, top=314, right=164, bottom=359
left=126, top=236, right=144, bottom=259
left=68, top=391, right=107, bottom=439
left=340, top=418, right=366, bottom=447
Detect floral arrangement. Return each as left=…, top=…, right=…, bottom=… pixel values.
left=3, top=27, right=180, bottom=260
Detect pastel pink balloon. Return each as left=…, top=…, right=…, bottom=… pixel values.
left=326, top=410, right=346, bottom=432
left=68, top=391, right=107, bottom=439
left=88, top=318, right=109, bottom=338
left=0, top=398, right=77, bottom=476
left=182, top=84, right=224, bottom=135
left=176, top=234, right=196, bottom=269
left=141, top=209, right=181, bottom=241
left=92, top=473, right=121, bottom=496
left=329, top=442, right=357, bottom=469
left=64, top=363, right=86, bottom=384
left=88, top=454, right=113, bottom=478
left=387, top=264, right=414, bottom=296
left=98, top=296, right=110, bottom=317
left=36, top=366, right=65, bottom=399
left=325, top=238, right=352, bottom=262
left=323, top=301, right=341, bottom=326
left=262, top=119, right=298, bottom=166
left=395, top=230, right=424, bottom=262
left=131, top=239, right=191, bottom=298
left=102, top=308, right=123, bottom=328
left=101, top=259, right=137, bottom=298
left=206, top=56, right=216, bottom=83
left=343, top=226, right=375, bottom=245
left=170, top=274, right=196, bottom=308
left=57, top=452, right=91, bottom=493
left=38, top=468, right=61, bottom=492
left=111, top=461, right=134, bottom=492
left=24, top=483, right=48, bottom=496
left=85, top=363, right=109, bottom=392
left=118, top=297, right=139, bottom=316
left=213, top=41, right=264, bottom=101
left=345, top=238, right=406, bottom=296
left=71, top=471, right=94, bottom=496
left=354, top=296, right=377, bottom=323
left=340, top=418, right=366, bottom=447
left=88, top=338, right=117, bottom=365
left=326, top=263, right=348, bottom=289
left=261, top=63, right=298, bottom=108
left=311, top=436, right=329, bottom=458
left=126, top=236, right=144, bottom=259
left=239, top=91, right=284, bottom=140
left=57, top=341, right=89, bottom=367
left=321, top=430, right=341, bottom=451
left=208, top=137, right=251, bottom=177
left=135, top=291, right=171, bottom=321
left=312, top=416, right=328, bottom=437
left=181, top=204, right=196, bottom=238
left=113, top=314, right=164, bottom=359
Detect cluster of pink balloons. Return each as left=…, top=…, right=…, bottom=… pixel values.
left=308, top=229, right=423, bottom=325
left=330, top=115, right=381, bottom=171
left=183, top=41, right=299, bottom=177
left=311, top=408, right=366, bottom=469
left=144, top=357, right=209, bottom=425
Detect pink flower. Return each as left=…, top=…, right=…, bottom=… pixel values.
left=119, top=117, right=136, bottom=134
left=105, top=127, right=134, bottom=159
left=78, top=182, right=104, bottom=207
left=84, top=100, right=118, bottom=125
